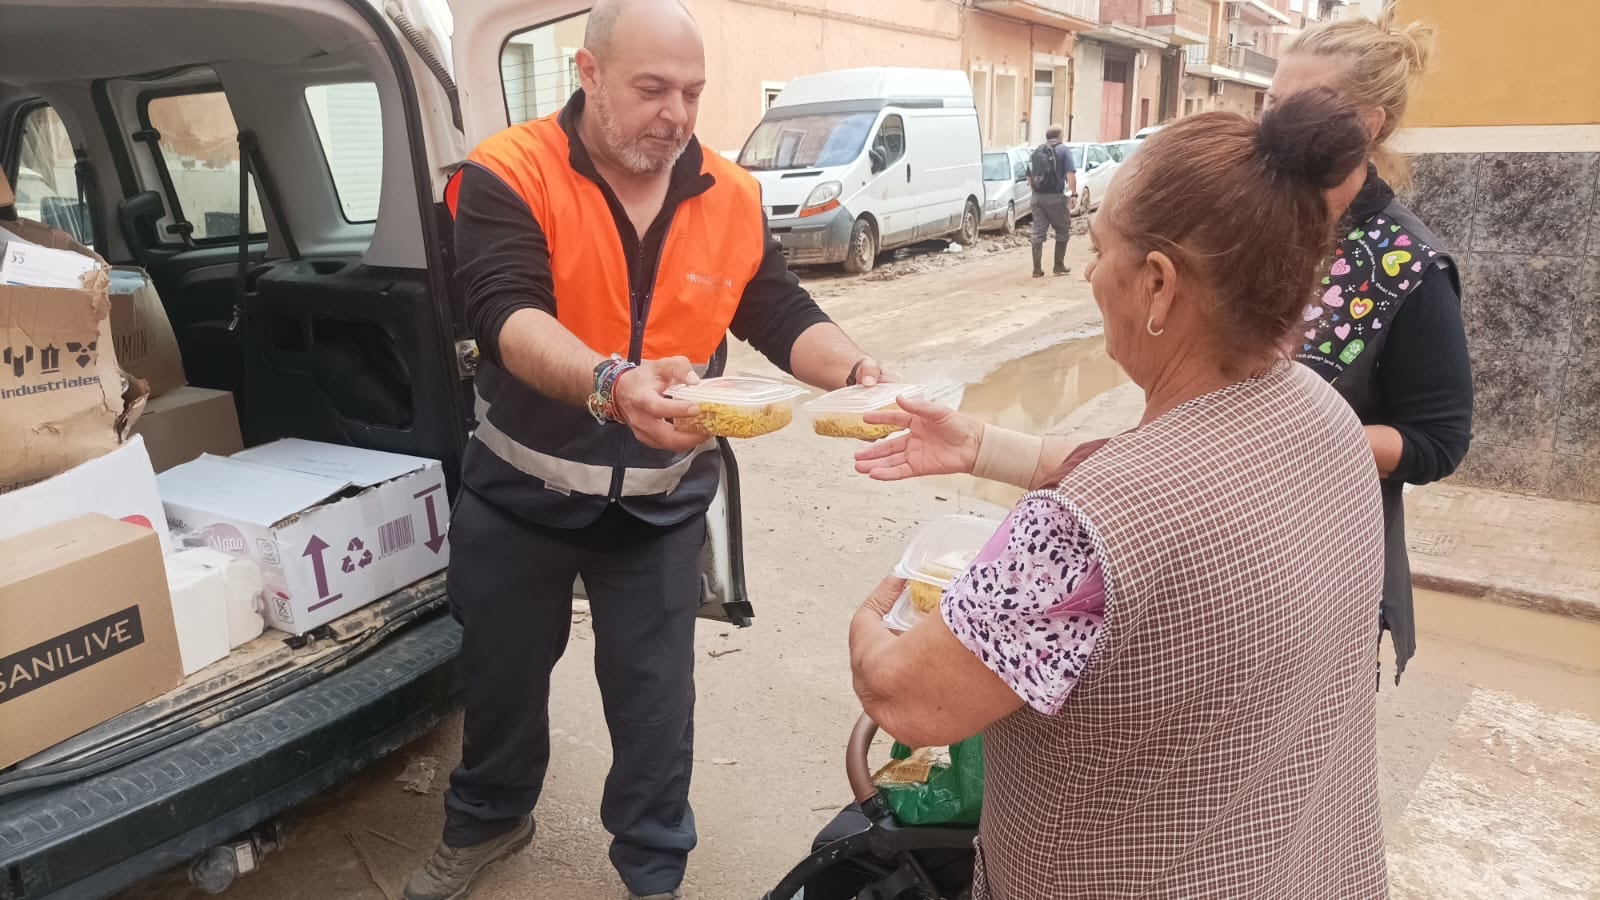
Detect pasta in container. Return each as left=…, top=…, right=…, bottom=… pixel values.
left=884, top=514, right=1003, bottom=630
left=668, top=377, right=807, bottom=438
left=802, top=383, right=928, bottom=441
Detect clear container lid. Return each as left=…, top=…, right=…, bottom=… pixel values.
left=667, top=376, right=808, bottom=407
left=802, top=383, right=928, bottom=414
left=882, top=584, right=923, bottom=633
left=897, top=514, right=1003, bottom=585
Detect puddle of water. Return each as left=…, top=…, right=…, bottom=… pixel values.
left=1414, top=588, right=1600, bottom=678
left=936, top=335, right=1131, bottom=510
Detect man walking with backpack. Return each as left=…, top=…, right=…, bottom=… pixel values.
left=1029, top=125, right=1078, bottom=278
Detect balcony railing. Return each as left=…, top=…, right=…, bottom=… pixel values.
left=1185, top=40, right=1278, bottom=79
left=1238, top=45, right=1278, bottom=78
left=1149, top=0, right=1210, bottom=35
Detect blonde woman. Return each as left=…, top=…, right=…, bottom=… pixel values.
left=1271, top=13, right=1473, bottom=683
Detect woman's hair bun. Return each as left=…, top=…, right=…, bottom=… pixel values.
left=1379, top=9, right=1437, bottom=74
left=1256, top=87, right=1369, bottom=191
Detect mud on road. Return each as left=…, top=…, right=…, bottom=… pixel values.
left=118, top=239, right=1600, bottom=900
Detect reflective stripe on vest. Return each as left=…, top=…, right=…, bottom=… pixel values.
left=472, top=389, right=715, bottom=497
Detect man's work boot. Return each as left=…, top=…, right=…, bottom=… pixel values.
left=1053, top=240, right=1071, bottom=275
left=1031, top=243, right=1045, bottom=278
left=402, top=817, right=535, bottom=900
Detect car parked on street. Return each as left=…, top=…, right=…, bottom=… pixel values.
left=980, top=146, right=1031, bottom=234
left=1063, top=141, right=1119, bottom=212
left=1106, top=139, right=1139, bottom=163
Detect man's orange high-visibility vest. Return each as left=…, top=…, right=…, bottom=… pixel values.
left=447, top=103, right=768, bottom=529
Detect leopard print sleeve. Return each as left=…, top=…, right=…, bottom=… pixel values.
left=940, top=495, right=1106, bottom=716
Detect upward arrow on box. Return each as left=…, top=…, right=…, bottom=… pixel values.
left=303, top=535, right=333, bottom=598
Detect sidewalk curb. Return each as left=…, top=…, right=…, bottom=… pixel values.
left=1412, top=570, right=1600, bottom=625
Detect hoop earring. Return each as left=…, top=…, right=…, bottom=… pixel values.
left=1147, top=316, right=1165, bottom=337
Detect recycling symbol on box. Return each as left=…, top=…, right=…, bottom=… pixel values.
left=341, top=537, right=375, bottom=574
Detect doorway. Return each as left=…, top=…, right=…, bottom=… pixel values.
left=1031, top=67, right=1054, bottom=145
left=994, top=72, right=1019, bottom=146
left=1101, top=58, right=1129, bottom=142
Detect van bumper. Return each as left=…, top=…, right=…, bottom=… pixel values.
left=768, top=206, right=854, bottom=266
left=0, top=605, right=461, bottom=900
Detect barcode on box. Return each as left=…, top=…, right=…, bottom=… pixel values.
left=379, top=516, right=415, bottom=557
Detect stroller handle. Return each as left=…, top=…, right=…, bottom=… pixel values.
left=846, top=712, right=880, bottom=804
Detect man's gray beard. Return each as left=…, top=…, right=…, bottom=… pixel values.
left=592, top=83, right=688, bottom=175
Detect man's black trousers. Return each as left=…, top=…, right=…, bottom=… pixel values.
left=442, top=488, right=705, bottom=895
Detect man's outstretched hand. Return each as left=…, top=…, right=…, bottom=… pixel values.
left=613, top=357, right=706, bottom=452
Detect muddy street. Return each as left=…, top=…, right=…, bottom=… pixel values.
left=119, top=240, right=1600, bottom=900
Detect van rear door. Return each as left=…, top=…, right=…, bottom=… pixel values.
left=909, top=110, right=981, bottom=242
left=438, top=0, right=753, bottom=624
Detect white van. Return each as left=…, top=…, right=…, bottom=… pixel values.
left=737, top=68, right=984, bottom=274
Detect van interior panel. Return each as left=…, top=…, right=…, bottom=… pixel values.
left=0, top=0, right=465, bottom=484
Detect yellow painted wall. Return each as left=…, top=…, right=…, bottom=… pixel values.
left=1393, top=0, right=1600, bottom=127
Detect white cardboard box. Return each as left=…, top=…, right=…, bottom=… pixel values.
left=163, top=555, right=231, bottom=675
left=167, top=547, right=265, bottom=649
left=0, top=435, right=172, bottom=555
left=156, top=440, right=450, bottom=635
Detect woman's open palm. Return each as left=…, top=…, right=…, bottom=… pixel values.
left=853, top=396, right=984, bottom=481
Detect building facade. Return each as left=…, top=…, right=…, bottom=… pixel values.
left=496, top=1, right=1354, bottom=159
left=960, top=2, right=1097, bottom=149
left=1394, top=0, right=1600, bottom=502
left=497, top=1, right=1106, bottom=156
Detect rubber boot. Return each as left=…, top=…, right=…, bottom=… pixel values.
left=1053, top=240, right=1071, bottom=275
left=1031, top=243, right=1045, bottom=278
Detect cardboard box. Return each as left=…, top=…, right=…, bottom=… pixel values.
left=132, top=386, right=243, bottom=473
left=167, top=547, right=265, bottom=649
left=0, top=514, right=183, bottom=770
left=158, top=440, right=451, bottom=635
left=0, top=434, right=172, bottom=556
left=163, top=554, right=231, bottom=675
left=1, top=228, right=146, bottom=494
left=108, top=267, right=185, bottom=399
left=0, top=227, right=179, bottom=401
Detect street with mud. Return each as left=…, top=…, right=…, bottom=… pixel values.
left=120, top=238, right=1600, bottom=900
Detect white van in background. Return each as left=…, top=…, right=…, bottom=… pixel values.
left=737, top=68, right=984, bottom=274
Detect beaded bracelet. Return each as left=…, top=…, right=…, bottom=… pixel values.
left=588, top=356, right=637, bottom=424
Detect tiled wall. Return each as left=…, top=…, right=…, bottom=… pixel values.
left=1408, top=151, right=1600, bottom=503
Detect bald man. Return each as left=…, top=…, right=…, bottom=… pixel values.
left=404, top=2, right=882, bottom=898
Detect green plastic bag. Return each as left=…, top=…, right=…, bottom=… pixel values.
left=878, top=734, right=985, bottom=826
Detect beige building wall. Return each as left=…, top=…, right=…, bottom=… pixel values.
left=1178, top=76, right=1261, bottom=118
left=1132, top=50, right=1164, bottom=132
left=962, top=12, right=1073, bottom=148
left=685, top=0, right=964, bottom=153
left=1069, top=40, right=1105, bottom=143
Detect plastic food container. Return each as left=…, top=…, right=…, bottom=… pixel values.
left=668, top=377, right=808, bottom=438
left=892, top=514, right=1003, bottom=622
left=882, top=570, right=923, bottom=633
left=802, top=383, right=928, bottom=441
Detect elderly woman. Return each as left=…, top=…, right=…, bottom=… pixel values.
left=850, top=89, right=1389, bottom=897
